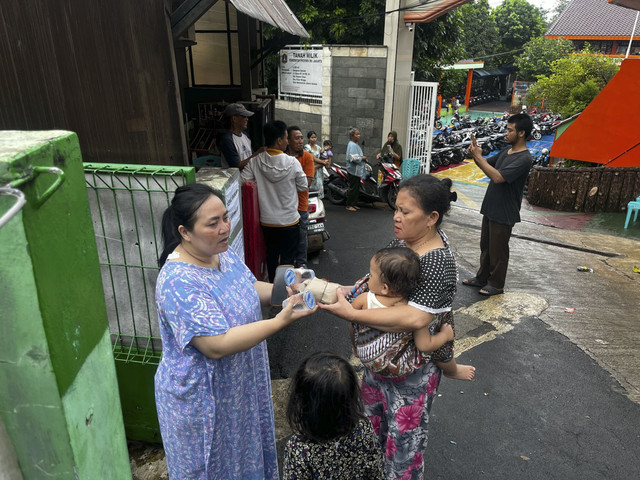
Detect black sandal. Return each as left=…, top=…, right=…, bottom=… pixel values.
left=462, top=277, right=483, bottom=287
left=479, top=285, right=504, bottom=296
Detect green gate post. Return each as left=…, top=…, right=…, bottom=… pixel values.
left=0, top=131, right=132, bottom=479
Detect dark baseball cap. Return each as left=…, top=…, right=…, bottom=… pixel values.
left=223, top=103, right=254, bottom=117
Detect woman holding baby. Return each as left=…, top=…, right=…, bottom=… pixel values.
left=322, top=174, right=475, bottom=480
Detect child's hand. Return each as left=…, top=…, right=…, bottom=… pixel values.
left=318, top=287, right=354, bottom=320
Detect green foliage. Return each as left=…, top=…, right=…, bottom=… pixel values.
left=458, top=0, right=499, bottom=65
left=567, top=79, right=601, bottom=113
left=412, top=10, right=465, bottom=83
left=438, top=70, right=468, bottom=98
left=526, top=51, right=619, bottom=117
left=514, top=37, right=574, bottom=80
left=492, top=0, right=546, bottom=64
left=279, top=0, right=385, bottom=45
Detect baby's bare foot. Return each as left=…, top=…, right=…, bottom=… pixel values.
left=444, top=364, right=476, bottom=381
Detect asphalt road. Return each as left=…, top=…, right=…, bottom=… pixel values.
left=424, top=317, right=640, bottom=480
left=266, top=198, right=640, bottom=479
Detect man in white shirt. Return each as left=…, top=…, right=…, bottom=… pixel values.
left=219, top=103, right=265, bottom=169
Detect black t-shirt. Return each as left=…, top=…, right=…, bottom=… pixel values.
left=480, top=148, right=533, bottom=226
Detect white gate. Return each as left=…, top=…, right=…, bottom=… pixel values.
left=406, top=81, right=439, bottom=173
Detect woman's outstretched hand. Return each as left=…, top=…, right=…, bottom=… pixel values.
left=318, top=287, right=354, bottom=320
left=275, top=296, right=318, bottom=325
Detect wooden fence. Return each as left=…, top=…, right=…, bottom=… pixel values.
left=527, top=166, right=640, bottom=212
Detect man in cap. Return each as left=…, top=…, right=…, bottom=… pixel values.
left=218, top=102, right=265, bottom=169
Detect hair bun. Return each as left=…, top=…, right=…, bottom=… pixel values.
left=450, top=191, right=458, bottom=202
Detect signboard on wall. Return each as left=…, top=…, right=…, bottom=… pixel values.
left=279, top=49, right=323, bottom=97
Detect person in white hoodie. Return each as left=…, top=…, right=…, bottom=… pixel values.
left=242, top=120, right=308, bottom=282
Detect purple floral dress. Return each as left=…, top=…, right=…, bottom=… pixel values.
left=154, top=248, right=278, bottom=479
left=350, top=231, right=458, bottom=480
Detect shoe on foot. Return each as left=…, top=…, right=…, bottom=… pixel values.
left=479, top=285, right=504, bottom=296
left=462, top=277, right=483, bottom=287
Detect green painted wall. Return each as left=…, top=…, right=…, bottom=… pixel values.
left=0, top=131, right=131, bottom=479
left=0, top=202, right=77, bottom=478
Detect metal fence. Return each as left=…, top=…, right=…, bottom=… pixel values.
left=406, top=81, right=439, bottom=174
left=84, top=163, right=195, bottom=365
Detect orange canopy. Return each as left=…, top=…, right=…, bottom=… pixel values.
left=404, top=0, right=471, bottom=23
left=550, top=58, right=640, bottom=167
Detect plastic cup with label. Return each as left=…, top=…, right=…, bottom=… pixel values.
left=285, top=267, right=315, bottom=291
left=282, top=290, right=316, bottom=312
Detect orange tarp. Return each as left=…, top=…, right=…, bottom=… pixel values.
left=550, top=59, right=640, bottom=167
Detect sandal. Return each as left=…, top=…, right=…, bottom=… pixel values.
left=462, top=277, right=483, bottom=287
left=479, top=285, right=504, bottom=296
left=346, top=206, right=357, bottom=212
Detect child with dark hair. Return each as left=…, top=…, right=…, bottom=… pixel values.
left=319, top=139, right=333, bottom=163
left=283, top=352, right=385, bottom=480
left=351, top=247, right=471, bottom=380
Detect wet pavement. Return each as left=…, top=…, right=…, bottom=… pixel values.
left=435, top=160, right=640, bottom=241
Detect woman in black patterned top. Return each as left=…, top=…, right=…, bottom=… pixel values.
left=321, top=175, right=475, bottom=480
left=283, top=352, right=385, bottom=480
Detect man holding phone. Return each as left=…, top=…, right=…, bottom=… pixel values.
left=462, top=113, right=533, bottom=296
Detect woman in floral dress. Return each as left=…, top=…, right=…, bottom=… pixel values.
left=322, top=175, right=461, bottom=480
left=154, top=183, right=316, bottom=479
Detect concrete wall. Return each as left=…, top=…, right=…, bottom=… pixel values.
left=275, top=100, right=323, bottom=141
left=275, top=45, right=387, bottom=165
left=330, top=46, right=387, bottom=163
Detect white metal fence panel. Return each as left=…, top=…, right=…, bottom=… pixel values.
left=406, top=81, right=439, bottom=173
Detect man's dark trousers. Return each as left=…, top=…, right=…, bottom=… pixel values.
left=476, top=216, right=513, bottom=290
left=261, top=224, right=299, bottom=282
left=296, top=210, right=309, bottom=267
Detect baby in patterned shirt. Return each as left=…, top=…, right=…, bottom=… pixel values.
left=351, top=247, right=474, bottom=380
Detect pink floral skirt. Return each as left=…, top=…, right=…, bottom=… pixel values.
left=362, top=363, right=441, bottom=480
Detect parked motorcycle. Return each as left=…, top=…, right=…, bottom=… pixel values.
left=524, top=148, right=550, bottom=197
left=531, top=123, right=543, bottom=140
left=377, top=153, right=402, bottom=209
left=307, top=185, right=329, bottom=253
left=324, top=154, right=401, bottom=209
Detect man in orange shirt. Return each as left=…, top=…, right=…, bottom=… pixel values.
left=287, top=126, right=315, bottom=268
